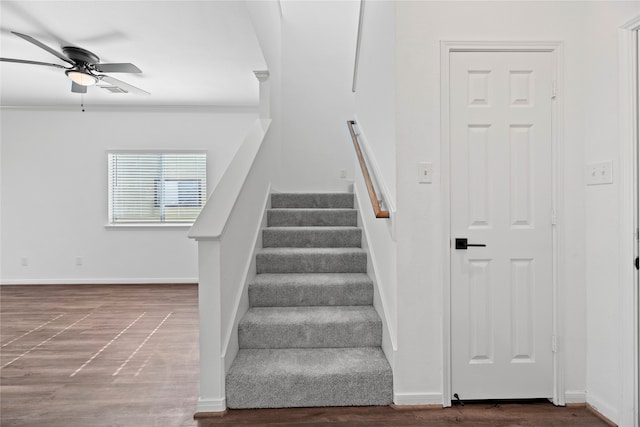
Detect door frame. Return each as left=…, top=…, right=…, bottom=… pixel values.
left=619, top=16, right=640, bottom=427
left=440, top=41, right=564, bottom=407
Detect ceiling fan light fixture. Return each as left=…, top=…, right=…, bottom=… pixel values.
left=65, top=70, right=97, bottom=86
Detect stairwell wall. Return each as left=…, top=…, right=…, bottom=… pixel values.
left=353, top=0, right=396, bottom=204
left=349, top=0, right=400, bottom=400
left=278, top=0, right=359, bottom=192
left=246, top=0, right=283, bottom=190
left=353, top=168, right=398, bottom=372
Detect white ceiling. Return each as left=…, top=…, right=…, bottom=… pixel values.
left=0, top=1, right=267, bottom=108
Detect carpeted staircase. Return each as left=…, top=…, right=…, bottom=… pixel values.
left=226, top=193, right=393, bottom=408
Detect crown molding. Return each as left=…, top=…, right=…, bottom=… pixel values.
left=0, top=104, right=260, bottom=113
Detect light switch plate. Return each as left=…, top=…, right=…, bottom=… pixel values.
left=418, top=162, right=433, bottom=184
left=585, top=161, right=613, bottom=185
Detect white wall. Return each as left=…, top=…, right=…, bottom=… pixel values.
left=278, top=0, right=359, bottom=192
left=246, top=0, right=284, bottom=188
left=582, top=3, right=640, bottom=423
left=0, top=108, right=257, bottom=284
left=381, top=0, right=639, bottom=418
left=353, top=0, right=396, bottom=203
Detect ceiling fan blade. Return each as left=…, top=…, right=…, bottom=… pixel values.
left=11, top=31, right=74, bottom=65
left=0, top=57, right=69, bottom=69
left=71, top=82, right=87, bottom=94
left=99, top=75, right=150, bottom=95
left=94, top=63, right=142, bottom=73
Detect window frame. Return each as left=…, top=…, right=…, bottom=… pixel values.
left=106, top=150, right=207, bottom=228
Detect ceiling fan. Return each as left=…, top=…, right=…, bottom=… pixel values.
left=0, top=31, right=149, bottom=95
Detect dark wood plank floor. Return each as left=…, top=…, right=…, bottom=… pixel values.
left=197, top=403, right=613, bottom=427
left=1, top=284, right=199, bottom=427
left=1, top=284, right=611, bottom=427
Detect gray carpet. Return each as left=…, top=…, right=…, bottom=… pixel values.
left=249, top=273, right=373, bottom=307
left=256, top=248, right=368, bottom=274
left=263, top=226, right=362, bottom=248
left=267, top=208, right=358, bottom=227
left=238, top=306, right=382, bottom=348
left=226, top=193, right=392, bottom=409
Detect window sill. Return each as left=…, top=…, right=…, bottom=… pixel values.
left=104, top=223, right=193, bottom=230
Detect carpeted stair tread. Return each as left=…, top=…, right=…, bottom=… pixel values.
left=263, top=226, right=361, bottom=248
left=256, top=248, right=367, bottom=274
left=226, top=347, right=392, bottom=408
left=249, top=273, right=373, bottom=306
left=238, top=306, right=381, bottom=348
left=271, top=193, right=354, bottom=209
left=267, top=209, right=357, bottom=227
left=225, top=192, right=392, bottom=409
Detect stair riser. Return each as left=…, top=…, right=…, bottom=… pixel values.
left=271, top=193, right=354, bottom=209
left=256, top=252, right=367, bottom=274
left=263, top=228, right=361, bottom=248
left=226, top=372, right=392, bottom=408
left=248, top=283, right=373, bottom=307
left=268, top=210, right=357, bottom=227
left=238, top=321, right=382, bottom=349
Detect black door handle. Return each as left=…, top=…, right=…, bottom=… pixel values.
left=455, top=238, right=486, bottom=250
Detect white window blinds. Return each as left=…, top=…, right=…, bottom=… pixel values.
left=108, top=152, right=207, bottom=224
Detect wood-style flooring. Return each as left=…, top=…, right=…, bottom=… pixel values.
left=1, top=284, right=612, bottom=427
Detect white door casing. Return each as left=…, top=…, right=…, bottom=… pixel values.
left=619, top=16, right=640, bottom=427
left=448, top=49, right=556, bottom=400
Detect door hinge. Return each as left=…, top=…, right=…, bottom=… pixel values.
left=551, top=81, right=557, bottom=99
left=552, top=335, right=559, bottom=353
left=551, top=209, right=557, bottom=225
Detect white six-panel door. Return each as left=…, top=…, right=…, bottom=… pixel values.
left=450, top=51, right=554, bottom=400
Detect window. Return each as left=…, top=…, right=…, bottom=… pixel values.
left=108, top=152, right=207, bottom=224
left=154, top=179, right=202, bottom=208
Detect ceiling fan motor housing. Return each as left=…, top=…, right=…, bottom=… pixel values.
left=62, top=46, right=100, bottom=65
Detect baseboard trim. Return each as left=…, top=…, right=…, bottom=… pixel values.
left=0, top=278, right=198, bottom=286
left=394, top=392, right=443, bottom=406
left=194, top=410, right=228, bottom=419
left=587, top=403, right=618, bottom=427
left=586, top=393, right=618, bottom=426
left=391, top=403, right=442, bottom=411
left=194, top=398, right=227, bottom=415
left=564, top=390, right=587, bottom=404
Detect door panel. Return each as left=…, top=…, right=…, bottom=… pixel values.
left=450, top=51, right=554, bottom=400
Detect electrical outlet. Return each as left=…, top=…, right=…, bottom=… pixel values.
left=21, top=257, right=28, bottom=267
left=75, top=257, right=83, bottom=266
left=585, top=161, right=613, bottom=185
left=418, top=162, right=433, bottom=184
left=340, top=169, right=347, bottom=179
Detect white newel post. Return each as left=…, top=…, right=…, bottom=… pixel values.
left=195, top=239, right=226, bottom=413
left=253, top=70, right=270, bottom=119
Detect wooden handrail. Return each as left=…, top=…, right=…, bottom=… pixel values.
left=347, top=120, right=390, bottom=219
